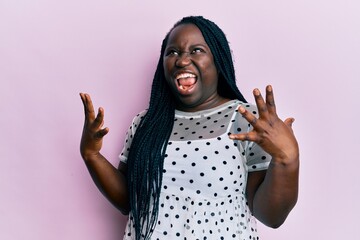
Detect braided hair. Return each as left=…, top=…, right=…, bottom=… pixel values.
left=126, top=16, right=247, bottom=240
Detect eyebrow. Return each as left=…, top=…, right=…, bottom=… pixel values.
left=165, top=43, right=209, bottom=50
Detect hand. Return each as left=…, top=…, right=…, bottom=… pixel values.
left=229, top=85, right=299, bottom=163
left=79, top=93, right=109, bottom=160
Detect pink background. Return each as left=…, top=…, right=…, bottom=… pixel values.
left=1, top=0, right=359, bottom=239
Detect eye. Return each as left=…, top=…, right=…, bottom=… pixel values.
left=191, top=48, right=205, bottom=54
left=166, top=49, right=179, bottom=56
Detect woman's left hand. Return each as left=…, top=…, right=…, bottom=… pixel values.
left=229, top=85, right=299, bottom=163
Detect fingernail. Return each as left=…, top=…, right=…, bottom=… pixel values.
left=267, top=85, right=272, bottom=92
left=238, top=106, right=245, bottom=113
left=253, top=88, right=260, bottom=96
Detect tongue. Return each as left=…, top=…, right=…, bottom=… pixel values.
left=178, top=77, right=196, bottom=87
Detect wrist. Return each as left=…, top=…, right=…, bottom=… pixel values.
left=81, top=151, right=103, bottom=163
left=270, top=153, right=299, bottom=167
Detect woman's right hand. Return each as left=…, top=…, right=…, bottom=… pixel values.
left=79, top=93, right=109, bottom=161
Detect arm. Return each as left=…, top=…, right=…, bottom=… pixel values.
left=80, top=93, right=130, bottom=214
left=230, top=85, right=299, bottom=228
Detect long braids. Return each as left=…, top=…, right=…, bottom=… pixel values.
left=126, top=36, right=174, bottom=239
left=126, top=16, right=246, bottom=240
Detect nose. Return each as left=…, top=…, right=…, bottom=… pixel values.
left=175, top=52, right=191, bottom=67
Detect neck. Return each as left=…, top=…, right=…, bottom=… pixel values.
left=176, top=94, right=232, bottom=112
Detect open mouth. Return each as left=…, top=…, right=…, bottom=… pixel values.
left=176, top=73, right=197, bottom=91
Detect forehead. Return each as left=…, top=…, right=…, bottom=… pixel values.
left=166, top=23, right=207, bottom=47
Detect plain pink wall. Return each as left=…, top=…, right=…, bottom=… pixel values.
left=1, top=1, right=359, bottom=239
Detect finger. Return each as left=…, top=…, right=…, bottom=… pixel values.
left=238, top=105, right=259, bottom=129
left=93, top=107, right=105, bottom=128
left=284, top=117, right=295, bottom=130
left=83, top=93, right=96, bottom=120
left=265, top=85, right=277, bottom=117
left=80, top=93, right=88, bottom=116
left=229, top=131, right=259, bottom=142
left=253, top=88, right=269, bottom=119
left=95, top=127, right=109, bottom=139
left=80, top=93, right=92, bottom=126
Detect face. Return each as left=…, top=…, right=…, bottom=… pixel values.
left=163, top=24, right=225, bottom=112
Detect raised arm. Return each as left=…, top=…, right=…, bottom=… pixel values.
left=79, top=93, right=129, bottom=214
left=229, top=85, right=299, bottom=228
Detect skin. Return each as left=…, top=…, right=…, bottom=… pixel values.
left=79, top=23, right=299, bottom=228
left=163, top=24, right=229, bottom=112
left=80, top=93, right=129, bottom=214
left=230, top=86, right=299, bottom=228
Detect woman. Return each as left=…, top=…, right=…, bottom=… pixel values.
left=80, top=16, right=299, bottom=240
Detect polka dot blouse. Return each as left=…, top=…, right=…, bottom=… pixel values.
left=119, top=100, right=271, bottom=239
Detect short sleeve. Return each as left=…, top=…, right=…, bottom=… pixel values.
left=233, top=103, right=271, bottom=172
left=118, top=110, right=147, bottom=164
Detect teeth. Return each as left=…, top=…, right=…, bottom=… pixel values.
left=176, top=73, right=196, bottom=80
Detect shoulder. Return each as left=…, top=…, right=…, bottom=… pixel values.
left=130, top=109, right=147, bottom=125
left=126, top=110, right=148, bottom=136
